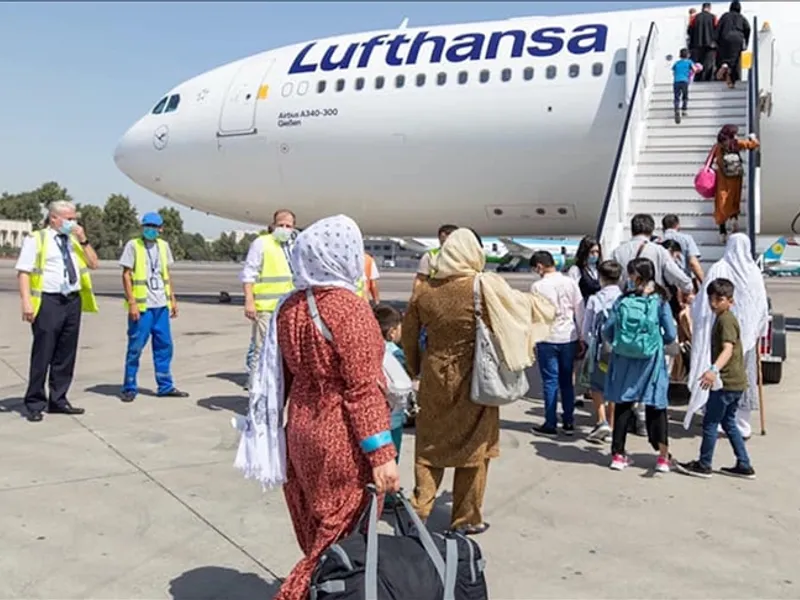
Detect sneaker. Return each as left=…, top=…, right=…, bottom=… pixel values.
left=681, top=108, right=688, bottom=116
left=673, top=460, right=712, bottom=479
left=562, top=423, right=575, bottom=436
left=655, top=456, right=671, bottom=473
left=602, top=432, right=612, bottom=443
left=609, top=454, right=631, bottom=471
left=674, top=110, right=681, bottom=124
left=531, top=424, right=558, bottom=437
left=720, top=464, right=756, bottom=480
left=120, top=391, right=136, bottom=403
left=586, top=421, right=611, bottom=444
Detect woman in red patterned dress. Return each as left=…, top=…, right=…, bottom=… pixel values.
left=237, top=215, right=400, bottom=600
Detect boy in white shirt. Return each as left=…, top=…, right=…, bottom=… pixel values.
left=530, top=251, right=585, bottom=436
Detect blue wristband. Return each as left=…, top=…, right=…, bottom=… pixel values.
left=360, top=430, right=393, bottom=453
left=709, top=365, right=719, bottom=373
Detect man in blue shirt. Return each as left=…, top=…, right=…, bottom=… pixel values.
left=672, top=48, right=694, bottom=124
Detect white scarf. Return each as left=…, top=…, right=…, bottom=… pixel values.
left=684, top=234, right=769, bottom=428
left=233, top=215, right=365, bottom=488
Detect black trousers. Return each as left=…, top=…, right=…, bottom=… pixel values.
left=691, top=46, right=716, bottom=81
left=611, top=402, right=669, bottom=456
left=673, top=82, right=688, bottom=111
left=24, top=292, right=82, bottom=414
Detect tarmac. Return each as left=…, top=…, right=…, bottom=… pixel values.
left=1, top=262, right=799, bottom=599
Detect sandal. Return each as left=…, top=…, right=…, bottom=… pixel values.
left=452, top=522, right=491, bottom=536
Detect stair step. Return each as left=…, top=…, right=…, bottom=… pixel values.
left=650, top=89, right=748, bottom=101
left=633, top=174, right=745, bottom=187
left=644, top=136, right=754, bottom=149
left=647, top=106, right=745, bottom=119
left=640, top=146, right=752, bottom=158
left=631, top=186, right=746, bottom=200
left=649, top=96, right=748, bottom=107
left=646, top=116, right=747, bottom=128
left=628, top=199, right=747, bottom=215
left=646, top=126, right=743, bottom=139
left=636, top=163, right=707, bottom=176
left=620, top=226, right=745, bottom=247
left=653, top=81, right=740, bottom=91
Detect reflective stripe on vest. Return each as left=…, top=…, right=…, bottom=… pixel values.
left=427, top=247, right=440, bottom=278
left=253, top=234, right=294, bottom=312
left=124, top=238, right=171, bottom=312
left=30, top=229, right=98, bottom=318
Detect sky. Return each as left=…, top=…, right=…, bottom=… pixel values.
left=0, top=1, right=682, bottom=237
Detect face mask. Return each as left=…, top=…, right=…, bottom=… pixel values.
left=58, top=219, right=76, bottom=235
left=273, top=227, right=293, bottom=243
left=588, top=255, right=599, bottom=266
left=142, top=227, right=159, bottom=241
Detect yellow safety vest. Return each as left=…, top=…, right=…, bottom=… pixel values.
left=253, top=234, right=294, bottom=312
left=124, top=238, right=172, bottom=312
left=427, top=247, right=440, bottom=278
left=30, top=229, right=98, bottom=318
left=356, top=254, right=374, bottom=300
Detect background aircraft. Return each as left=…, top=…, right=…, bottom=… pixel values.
left=760, top=236, right=800, bottom=276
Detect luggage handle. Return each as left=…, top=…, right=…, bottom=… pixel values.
left=363, top=485, right=446, bottom=600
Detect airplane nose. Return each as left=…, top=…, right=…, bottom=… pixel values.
left=113, top=120, right=163, bottom=190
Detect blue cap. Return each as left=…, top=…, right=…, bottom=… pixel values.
left=141, top=212, right=163, bottom=227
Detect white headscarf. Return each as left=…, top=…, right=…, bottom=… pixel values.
left=684, top=233, right=769, bottom=428
left=234, top=215, right=364, bottom=488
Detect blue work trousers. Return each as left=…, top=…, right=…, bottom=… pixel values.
left=536, top=341, right=578, bottom=429
left=123, top=306, right=175, bottom=395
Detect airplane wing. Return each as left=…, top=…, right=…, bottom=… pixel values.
left=499, top=237, right=535, bottom=260
left=391, top=237, right=431, bottom=254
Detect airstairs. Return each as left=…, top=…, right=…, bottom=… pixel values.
left=597, top=16, right=774, bottom=272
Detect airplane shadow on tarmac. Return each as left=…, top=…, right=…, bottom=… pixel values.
left=168, top=566, right=280, bottom=600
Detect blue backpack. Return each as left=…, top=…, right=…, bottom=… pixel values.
left=612, top=295, right=663, bottom=359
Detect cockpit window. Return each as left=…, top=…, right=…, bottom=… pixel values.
left=151, top=97, right=168, bottom=114
left=164, top=94, right=181, bottom=113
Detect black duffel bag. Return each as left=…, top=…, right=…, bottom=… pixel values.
left=309, top=485, right=488, bottom=600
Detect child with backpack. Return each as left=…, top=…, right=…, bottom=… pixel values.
left=580, top=260, right=623, bottom=444
left=602, top=257, right=677, bottom=472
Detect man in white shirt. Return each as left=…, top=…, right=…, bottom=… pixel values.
left=15, top=201, right=99, bottom=422
left=530, top=250, right=585, bottom=436
left=240, top=210, right=297, bottom=384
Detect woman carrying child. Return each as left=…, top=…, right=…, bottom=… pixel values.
left=602, top=257, right=677, bottom=472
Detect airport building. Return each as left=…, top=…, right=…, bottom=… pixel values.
left=363, top=237, right=420, bottom=269
left=0, top=219, right=32, bottom=248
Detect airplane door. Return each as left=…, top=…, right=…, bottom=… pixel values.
left=218, top=58, right=275, bottom=137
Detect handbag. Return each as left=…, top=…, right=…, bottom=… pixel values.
left=469, top=275, right=530, bottom=406
left=694, top=145, right=717, bottom=198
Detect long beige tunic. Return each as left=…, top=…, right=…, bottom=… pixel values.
left=402, top=275, right=500, bottom=468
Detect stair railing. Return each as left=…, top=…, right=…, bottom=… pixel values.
left=746, top=15, right=760, bottom=259
left=595, top=21, right=659, bottom=251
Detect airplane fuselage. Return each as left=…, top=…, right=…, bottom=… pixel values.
left=113, top=2, right=800, bottom=237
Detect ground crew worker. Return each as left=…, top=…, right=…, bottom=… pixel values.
left=412, top=223, right=458, bottom=292
left=119, top=212, right=188, bottom=402
left=241, top=209, right=296, bottom=380
left=357, top=252, right=380, bottom=303
left=15, top=200, right=99, bottom=422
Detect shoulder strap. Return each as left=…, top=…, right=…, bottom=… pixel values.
left=704, top=145, right=716, bottom=169
left=306, top=289, right=332, bottom=342
left=635, top=240, right=648, bottom=258
left=472, top=274, right=482, bottom=318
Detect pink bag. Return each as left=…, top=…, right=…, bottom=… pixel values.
left=694, top=146, right=717, bottom=198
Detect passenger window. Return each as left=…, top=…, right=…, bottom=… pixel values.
left=335, top=79, right=345, bottom=92
left=165, top=94, right=181, bottom=113
left=523, top=67, right=534, bottom=81
left=317, top=80, right=327, bottom=93
left=355, top=77, right=365, bottom=91
left=458, top=71, right=468, bottom=84
left=437, top=72, right=447, bottom=86
left=416, top=73, right=426, bottom=87
left=501, top=68, right=512, bottom=82
left=479, top=69, right=490, bottom=83
left=546, top=65, right=557, bottom=80
left=615, top=60, right=626, bottom=76
left=375, top=76, right=385, bottom=90
left=568, top=64, right=579, bottom=78
left=151, top=97, right=168, bottom=115
left=592, top=62, right=603, bottom=77
left=395, top=74, right=405, bottom=88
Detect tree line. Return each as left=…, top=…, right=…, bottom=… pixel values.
left=0, top=182, right=265, bottom=261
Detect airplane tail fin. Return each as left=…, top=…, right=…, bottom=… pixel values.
left=762, top=237, right=797, bottom=262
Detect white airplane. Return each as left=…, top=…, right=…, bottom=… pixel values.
left=396, top=235, right=579, bottom=266
left=113, top=2, right=797, bottom=238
